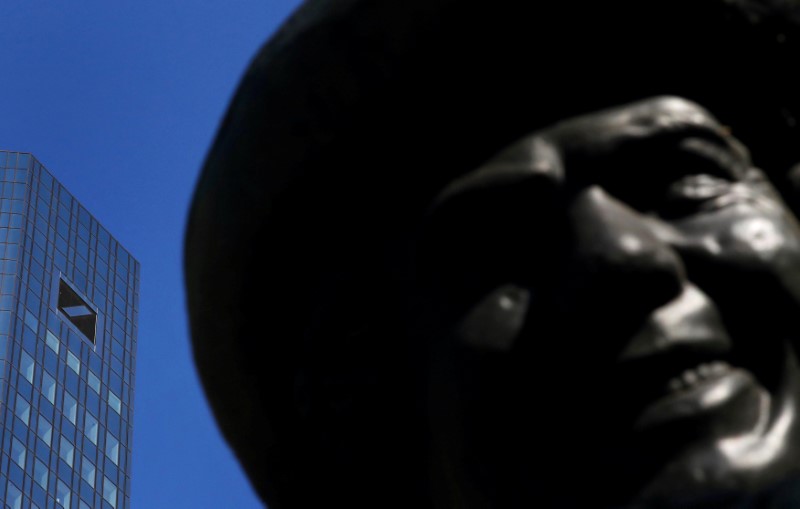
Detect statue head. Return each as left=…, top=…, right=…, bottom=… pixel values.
left=185, top=1, right=800, bottom=507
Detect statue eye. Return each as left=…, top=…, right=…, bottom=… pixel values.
left=658, top=174, right=735, bottom=219
left=650, top=138, right=744, bottom=218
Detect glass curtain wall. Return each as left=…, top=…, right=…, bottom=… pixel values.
left=0, top=151, right=139, bottom=509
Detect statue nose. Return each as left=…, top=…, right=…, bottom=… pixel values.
left=565, top=186, right=686, bottom=317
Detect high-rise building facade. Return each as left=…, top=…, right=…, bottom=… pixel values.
left=0, top=151, right=138, bottom=509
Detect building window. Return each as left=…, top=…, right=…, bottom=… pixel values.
left=108, top=389, right=122, bottom=414
left=88, top=370, right=100, bottom=394
left=7, top=482, right=21, bottom=509
left=42, top=371, right=56, bottom=404
left=11, top=437, right=26, bottom=469
left=14, top=396, right=30, bottom=425
left=37, top=417, right=52, bottom=446
left=103, top=475, right=117, bottom=508
left=85, top=411, right=98, bottom=444
left=20, top=350, right=34, bottom=383
left=0, top=311, right=10, bottom=333
left=57, top=278, right=96, bottom=342
left=63, top=392, right=77, bottom=424
left=34, top=458, right=49, bottom=489
left=81, top=456, right=95, bottom=489
left=59, top=436, right=74, bottom=467
left=106, top=432, right=119, bottom=465
left=46, top=329, right=59, bottom=354
left=56, top=479, right=71, bottom=508
left=67, top=350, right=80, bottom=375
left=24, top=308, right=38, bottom=333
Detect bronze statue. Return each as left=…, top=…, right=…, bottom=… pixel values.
left=185, top=1, right=800, bottom=507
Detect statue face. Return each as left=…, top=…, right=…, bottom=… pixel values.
left=424, top=97, right=800, bottom=507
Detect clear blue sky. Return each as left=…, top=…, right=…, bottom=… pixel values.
left=0, top=1, right=303, bottom=507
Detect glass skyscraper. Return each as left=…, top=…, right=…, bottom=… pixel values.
left=0, top=151, right=138, bottom=509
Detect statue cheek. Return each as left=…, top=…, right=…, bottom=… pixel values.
left=713, top=215, right=800, bottom=279
left=726, top=216, right=787, bottom=259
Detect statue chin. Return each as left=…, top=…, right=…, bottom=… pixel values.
left=632, top=348, right=800, bottom=507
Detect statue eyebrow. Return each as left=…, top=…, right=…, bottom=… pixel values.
left=643, top=123, right=749, bottom=163
left=596, top=122, right=751, bottom=181
left=546, top=102, right=745, bottom=169
left=432, top=136, right=563, bottom=209
left=619, top=101, right=751, bottom=165
left=677, top=138, right=748, bottom=180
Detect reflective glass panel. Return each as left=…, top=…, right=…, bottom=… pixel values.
left=106, top=432, right=119, bottom=465
left=56, top=479, right=71, bottom=508
left=7, top=483, right=21, bottom=509
left=63, top=392, right=77, bottom=424
left=20, top=350, right=34, bottom=383
left=42, top=371, right=56, bottom=404
left=81, top=455, right=95, bottom=489
left=108, top=389, right=121, bottom=414
left=59, top=436, right=74, bottom=467
left=11, top=437, right=26, bottom=469
left=14, top=396, right=30, bottom=425
left=103, top=475, right=117, bottom=508
left=84, top=411, right=98, bottom=444
left=24, top=309, right=38, bottom=333
left=88, top=370, right=100, bottom=394
left=46, top=329, right=60, bottom=354
left=37, top=417, right=52, bottom=446
left=34, top=458, right=48, bottom=489
left=67, top=350, right=80, bottom=375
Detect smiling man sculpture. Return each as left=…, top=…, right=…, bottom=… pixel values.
left=185, top=1, right=800, bottom=507
left=419, top=96, right=800, bottom=508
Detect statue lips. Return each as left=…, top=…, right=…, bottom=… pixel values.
left=633, top=365, right=762, bottom=436
left=616, top=333, right=776, bottom=455
left=612, top=284, right=772, bottom=446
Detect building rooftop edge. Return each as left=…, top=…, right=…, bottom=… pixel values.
left=0, top=150, right=140, bottom=267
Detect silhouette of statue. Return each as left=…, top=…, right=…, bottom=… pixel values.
left=185, top=1, right=800, bottom=507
